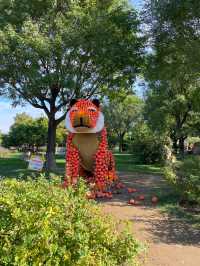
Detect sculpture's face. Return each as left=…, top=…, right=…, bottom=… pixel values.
left=66, top=99, right=104, bottom=133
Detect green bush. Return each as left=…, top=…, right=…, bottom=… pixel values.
left=164, top=156, right=200, bottom=205
left=131, top=123, right=168, bottom=164
left=0, top=177, right=141, bottom=266
left=187, top=136, right=200, bottom=145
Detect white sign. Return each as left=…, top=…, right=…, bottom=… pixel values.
left=28, top=156, right=44, bottom=171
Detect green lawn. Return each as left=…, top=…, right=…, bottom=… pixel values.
left=0, top=153, right=163, bottom=178
left=0, top=153, right=35, bottom=178
left=114, top=153, right=163, bottom=174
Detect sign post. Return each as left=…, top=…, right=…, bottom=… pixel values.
left=28, top=155, right=44, bottom=171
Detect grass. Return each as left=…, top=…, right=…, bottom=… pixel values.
left=159, top=203, right=200, bottom=229
left=0, top=153, right=29, bottom=178
left=154, top=188, right=200, bottom=229
left=114, top=153, right=163, bottom=174
left=0, top=153, right=41, bottom=179
left=0, top=153, right=163, bottom=178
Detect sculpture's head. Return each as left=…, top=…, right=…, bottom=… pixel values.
left=66, top=99, right=104, bottom=133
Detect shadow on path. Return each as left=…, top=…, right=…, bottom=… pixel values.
left=101, top=172, right=200, bottom=248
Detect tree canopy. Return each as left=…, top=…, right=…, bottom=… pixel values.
left=144, top=0, right=200, bottom=76
left=143, top=0, right=200, bottom=154
left=2, top=113, right=66, bottom=150
left=104, top=95, right=143, bottom=152
left=0, top=0, right=144, bottom=169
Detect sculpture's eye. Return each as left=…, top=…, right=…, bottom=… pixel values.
left=71, top=107, right=78, bottom=112
left=88, top=107, right=96, bottom=112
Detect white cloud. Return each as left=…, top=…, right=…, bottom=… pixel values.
left=0, top=100, right=45, bottom=133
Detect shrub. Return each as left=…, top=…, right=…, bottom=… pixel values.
left=187, top=136, right=200, bottom=146
left=164, top=156, right=200, bottom=205
left=131, top=123, right=168, bottom=164
left=0, top=177, right=141, bottom=265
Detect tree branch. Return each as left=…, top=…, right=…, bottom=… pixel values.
left=13, top=85, right=44, bottom=109
left=55, top=111, right=67, bottom=126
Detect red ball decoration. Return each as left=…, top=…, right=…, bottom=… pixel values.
left=64, top=128, right=118, bottom=192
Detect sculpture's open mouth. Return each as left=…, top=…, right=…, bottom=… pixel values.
left=73, top=117, right=92, bottom=129
left=74, top=124, right=91, bottom=128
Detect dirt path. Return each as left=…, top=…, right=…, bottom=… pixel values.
left=100, top=172, right=200, bottom=266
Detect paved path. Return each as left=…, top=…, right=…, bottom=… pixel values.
left=100, top=172, right=200, bottom=266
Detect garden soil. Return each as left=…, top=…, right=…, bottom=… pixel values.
left=101, top=172, right=200, bottom=266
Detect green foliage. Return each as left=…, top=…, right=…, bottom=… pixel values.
left=0, top=177, right=141, bottom=265
left=144, top=72, right=200, bottom=154
left=144, top=0, right=200, bottom=154
left=104, top=95, right=144, bottom=152
left=164, top=156, right=200, bottom=205
left=187, top=137, right=200, bottom=146
left=0, top=0, right=144, bottom=169
left=0, top=0, right=144, bottom=110
left=131, top=123, right=168, bottom=164
left=56, top=122, right=66, bottom=146
left=2, top=114, right=47, bottom=150
left=144, top=0, right=200, bottom=80
left=2, top=113, right=66, bottom=149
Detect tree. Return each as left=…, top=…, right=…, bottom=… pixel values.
left=0, top=0, right=144, bottom=170
left=104, top=95, right=143, bottom=152
left=143, top=0, right=200, bottom=77
left=2, top=113, right=67, bottom=151
left=144, top=78, right=200, bottom=154
left=14, top=113, right=33, bottom=125
left=143, top=0, right=200, bottom=155
left=131, top=121, right=168, bottom=164
left=56, top=122, right=67, bottom=147
left=2, top=114, right=48, bottom=151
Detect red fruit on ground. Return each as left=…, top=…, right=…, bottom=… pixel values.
left=105, top=193, right=113, bottom=199
left=116, top=182, right=125, bottom=189
left=152, top=196, right=159, bottom=204
left=133, top=200, right=140, bottom=205
left=138, top=195, right=145, bottom=201
left=128, top=199, right=135, bottom=205
left=127, top=188, right=137, bottom=193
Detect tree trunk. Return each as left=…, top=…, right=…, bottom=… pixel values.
left=45, top=116, right=57, bottom=171
left=171, top=135, right=178, bottom=154
left=179, top=136, right=185, bottom=157
left=118, top=133, right=125, bottom=153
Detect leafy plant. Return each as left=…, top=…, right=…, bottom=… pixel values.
left=0, top=177, right=141, bottom=265
left=164, top=156, right=200, bottom=205
left=131, top=123, right=168, bottom=164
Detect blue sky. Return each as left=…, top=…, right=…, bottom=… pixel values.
left=131, top=0, right=144, bottom=10
left=0, top=100, right=44, bottom=133
left=0, top=0, right=144, bottom=133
